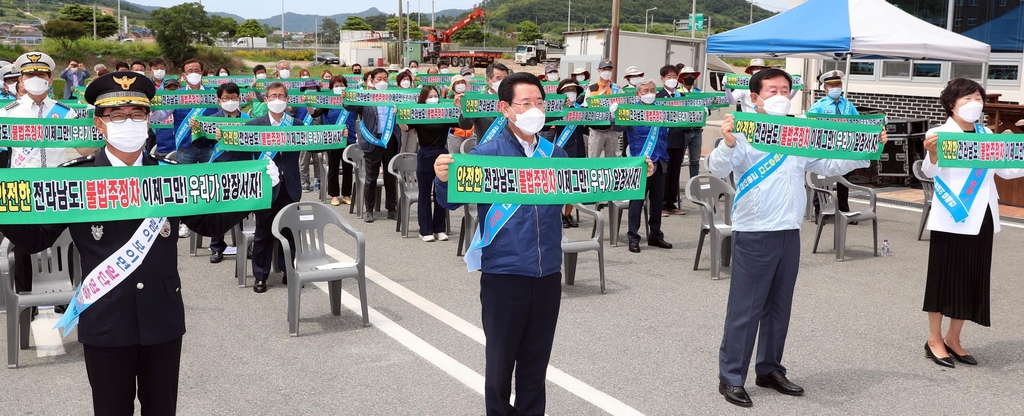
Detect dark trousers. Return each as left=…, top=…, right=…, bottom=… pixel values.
left=416, top=146, right=448, bottom=236
left=252, top=190, right=297, bottom=281
left=13, top=248, right=32, bottom=293
left=327, top=147, right=353, bottom=197
left=481, top=272, right=562, bottom=416
left=663, top=147, right=685, bottom=209
left=683, top=128, right=702, bottom=178
left=719, top=229, right=800, bottom=386
left=628, top=163, right=665, bottom=244
left=363, top=143, right=398, bottom=213
left=83, top=337, right=183, bottom=416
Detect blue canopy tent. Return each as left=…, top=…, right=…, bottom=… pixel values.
left=961, top=5, right=1024, bottom=53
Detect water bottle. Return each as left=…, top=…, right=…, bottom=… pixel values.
left=313, top=179, right=320, bottom=193
left=881, top=239, right=890, bottom=257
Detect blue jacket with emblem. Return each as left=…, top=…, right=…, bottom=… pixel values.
left=434, top=126, right=567, bottom=277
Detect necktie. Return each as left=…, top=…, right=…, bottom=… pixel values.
left=38, top=104, right=46, bottom=167
left=834, top=101, right=842, bottom=115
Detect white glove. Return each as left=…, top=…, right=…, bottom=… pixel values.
left=609, top=102, right=619, bottom=114
left=266, top=160, right=280, bottom=187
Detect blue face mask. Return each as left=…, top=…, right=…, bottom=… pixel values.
left=827, top=87, right=843, bottom=100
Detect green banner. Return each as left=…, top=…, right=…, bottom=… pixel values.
left=805, top=112, right=887, bottom=127
left=0, top=160, right=271, bottom=224
left=614, top=104, right=706, bottom=128
left=417, top=74, right=457, bottom=86
left=396, top=103, right=462, bottom=124
left=447, top=154, right=648, bottom=205
left=724, top=73, right=804, bottom=91
left=587, top=93, right=638, bottom=108
left=342, top=88, right=422, bottom=106
left=191, top=116, right=248, bottom=141
left=657, top=92, right=730, bottom=109
left=936, top=133, right=1024, bottom=168
left=201, top=75, right=258, bottom=88
left=151, top=90, right=220, bottom=110
left=546, top=107, right=613, bottom=127
left=459, top=93, right=567, bottom=119
left=0, top=118, right=105, bottom=148
left=732, top=111, right=883, bottom=160
left=541, top=82, right=561, bottom=94
left=250, top=78, right=318, bottom=91
left=467, top=81, right=489, bottom=93
left=218, top=124, right=348, bottom=152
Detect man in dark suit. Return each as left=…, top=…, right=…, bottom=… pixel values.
left=220, top=81, right=301, bottom=293
left=351, top=68, right=400, bottom=223
left=0, top=71, right=269, bottom=415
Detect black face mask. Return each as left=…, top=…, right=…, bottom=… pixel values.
left=352, top=69, right=361, bottom=75
left=682, top=77, right=695, bottom=86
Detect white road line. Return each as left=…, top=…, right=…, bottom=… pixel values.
left=321, top=245, right=644, bottom=416
left=30, top=309, right=65, bottom=357
left=850, top=199, right=1024, bottom=229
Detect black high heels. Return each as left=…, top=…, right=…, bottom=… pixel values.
left=945, top=343, right=978, bottom=365
left=925, top=342, right=955, bottom=368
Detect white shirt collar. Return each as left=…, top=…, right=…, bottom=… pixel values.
left=106, top=149, right=144, bottom=167
left=270, top=113, right=283, bottom=126
left=517, top=135, right=537, bottom=156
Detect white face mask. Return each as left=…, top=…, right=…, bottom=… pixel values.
left=220, top=100, right=240, bottom=113
left=628, top=77, right=640, bottom=86
left=454, top=84, right=467, bottom=93
left=490, top=80, right=501, bottom=93
left=547, top=72, right=558, bottom=80
left=152, top=69, right=165, bottom=79
left=323, top=77, right=332, bottom=81
left=576, top=75, right=586, bottom=82
left=69, top=67, right=79, bottom=73
left=134, top=71, right=146, bottom=76
left=267, top=99, right=288, bottom=114
left=664, top=79, right=678, bottom=89
left=278, top=69, right=291, bottom=79
left=255, top=73, right=267, bottom=79
left=23, top=76, right=49, bottom=95
left=425, top=97, right=439, bottom=104
left=463, top=74, right=474, bottom=80
left=399, top=80, right=411, bottom=88
left=758, top=94, right=792, bottom=116
left=565, top=92, right=577, bottom=102
left=219, top=72, right=228, bottom=76
left=103, top=118, right=149, bottom=153
left=301, top=75, right=310, bottom=79
left=752, top=69, right=762, bottom=75
left=600, top=70, right=612, bottom=80
left=955, top=101, right=984, bottom=124
left=6, top=82, right=16, bottom=94
left=639, top=93, right=657, bottom=104
left=440, top=68, right=450, bottom=74
left=374, top=81, right=389, bottom=91
left=410, top=68, right=418, bottom=75
left=333, top=86, right=344, bottom=95
left=185, top=73, right=202, bottom=85
left=510, top=107, right=546, bottom=136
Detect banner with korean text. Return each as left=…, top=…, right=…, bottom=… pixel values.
left=936, top=133, right=1024, bottom=168
left=732, top=112, right=884, bottom=160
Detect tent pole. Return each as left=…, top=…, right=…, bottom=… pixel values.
left=700, top=42, right=708, bottom=93
left=844, top=54, right=852, bottom=94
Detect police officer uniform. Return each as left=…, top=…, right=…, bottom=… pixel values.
left=0, top=63, right=15, bottom=100
left=0, top=72, right=250, bottom=416
left=1, top=63, right=21, bottom=97
left=0, top=52, right=78, bottom=169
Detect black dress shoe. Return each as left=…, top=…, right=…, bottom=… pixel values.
left=647, top=239, right=673, bottom=249
left=387, top=210, right=398, bottom=220
left=566, top=215, right=579, bottom=228
left=945, top=343, right=977, bottom=365
left=719, top=382, right=752, bottom=408
left=755, top=370, right=804, bottom=396
left=925, top=342, right=955, bottom=368
left=628, top=242, right=641, bottom=253
left=363, top=212, right=375, bottom=223
left=54, top=304, right=67, bottom=314
left=561, top=215, right=571, bottom=229
left=210, top=251, right=224, bottom=264
left=253, top=280, right=268, bottom=293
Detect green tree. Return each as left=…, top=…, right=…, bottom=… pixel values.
left=320, top=17, right=340, bottom=43
left=56, top=4, right=118, bottom=38
left=451, top=21, right=485, bottom=44
left=387, top=16, right=423, bottom=40
left=148, top=3, right=213, bottom=65
left=235, top=19, right=266, bottom=46
left=620, top=23, right=641, bottom=32
left=517, top=20, right=542, bottom=43
left=341, top=16, right=371, bottom=31
left=42, top=19, right=87, bottom=48
left=209, top=15, right=238, bottom=41
left=364, top=14, right=388, bottom=31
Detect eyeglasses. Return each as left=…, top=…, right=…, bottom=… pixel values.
left=509, top=101, right=546, bottom=110
left=102, top=112, right=149, bottom=123
left=266, top=93, right=288, bottom=100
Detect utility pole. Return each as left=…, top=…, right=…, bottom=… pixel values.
left=117, top=0, right=121, bottom=36
left=281, top=0, right=285, bottom=49
left=567, top=0, right=571, bottom=33
left=92, top=4, right=97, bottom=40
left=407, top=0, right=411, bottom=48
left=417, top=0, right=421, bottom=28
left=315, top=17, right=319, bottom=57
left=610, top=0, right=620, bottom=81
left=398, top=0, right=404, bottom=67
left=750, top=2, right=753, bottom=24
left=431, top=0, right=435, bottom=31
left=690, top=0, right=696, bottom=38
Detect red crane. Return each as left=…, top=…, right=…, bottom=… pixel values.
left=427, top=7, right=487, bottom=44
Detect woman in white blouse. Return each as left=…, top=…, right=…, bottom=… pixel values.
left=920, top=78, right=1024, bottom=368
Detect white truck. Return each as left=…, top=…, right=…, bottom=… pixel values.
left=514, top=40, right=566, bottom=66
left=234, top=37, right=267, bottom=48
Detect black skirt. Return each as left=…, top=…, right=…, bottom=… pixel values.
left=923, top=207, right=994, bottom=326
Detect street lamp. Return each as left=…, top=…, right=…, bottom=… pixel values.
left=645, top=7, right=658, bottom=33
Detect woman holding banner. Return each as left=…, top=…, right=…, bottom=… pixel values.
left=554, top=79, right=587, bottom=228
left=309, top=75, right=357, bottom=206
left=399, top=86, right=457, bottom=242
left=920, top=78, right=1024, bottom=368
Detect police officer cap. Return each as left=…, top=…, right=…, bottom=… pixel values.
left=0, top=64, right=11, bottom=80
left=598, top=59, right=614, bottom=69
left=0, top=60, right=10, bottom=69
left=84, top=71, right=156, bottom=109
left=819, top=70, right=845, bottom=85
left=13, top=52, right=55, bottom=74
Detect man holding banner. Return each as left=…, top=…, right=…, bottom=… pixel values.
left=351, top=68, right=402, bottom=223
left=0, top=71, right=274, bottom=415
left=166, top=59, right=219, bottom=237
left=709, top=68, right=885, bottom=407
